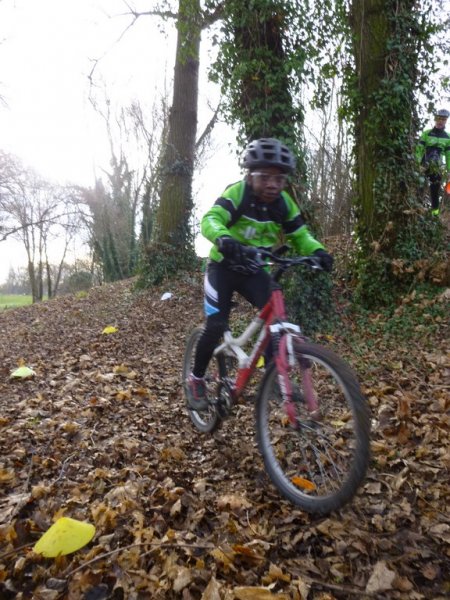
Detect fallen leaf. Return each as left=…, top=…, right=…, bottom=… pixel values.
left=216, top=494, right=252, bottom=511
left=365, top=560, right=396, bottom=593
left=102, top=326, right=118, bottom=334
left=10, top=366, right=35, bottom=378
left=233, top=587, right=289, bottom=599
left=428, top=523, right=450, bottom=543
left=172, top=566, right=192, bottom=592
left=201, top=576, right=222, bottom=600
left=33, top=517, right=95, bottom=557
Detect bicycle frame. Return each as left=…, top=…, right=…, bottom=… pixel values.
left=213, top=287, right=315, bottom=411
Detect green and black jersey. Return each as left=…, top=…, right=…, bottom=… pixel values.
left=201, top=180, right=324, bottom=263
left=416, top=127, right=450, bottom=170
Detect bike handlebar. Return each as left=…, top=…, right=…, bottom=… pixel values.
left=255, top=249, right=324, bottom=271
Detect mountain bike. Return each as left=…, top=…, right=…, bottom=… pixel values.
left=182, top=251, right=371, bottom=515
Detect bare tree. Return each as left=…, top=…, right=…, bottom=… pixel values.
left=85, top=81, right=171, bottom=281
left=0, top=152, right=87, bottom=301
left=93, top=0, right=224, bottom=283
left=305, top=89, right=354, bottom=237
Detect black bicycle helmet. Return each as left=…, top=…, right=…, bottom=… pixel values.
left=242, top=138, right=296, bottom=174
left=435, top=108, right=450, bottom=118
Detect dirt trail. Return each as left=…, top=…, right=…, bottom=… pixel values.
left=0, top=275, right=448, bottom=599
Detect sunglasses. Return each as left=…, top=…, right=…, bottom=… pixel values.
left=251, top=172, right=288, bottom=185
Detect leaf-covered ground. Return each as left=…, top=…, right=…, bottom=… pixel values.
left=0, top=271, right=448, bottom=599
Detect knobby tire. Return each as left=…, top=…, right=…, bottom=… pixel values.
left=182, top=326, right=222, bottom=433
left=256, top=340, right=370, bottom=515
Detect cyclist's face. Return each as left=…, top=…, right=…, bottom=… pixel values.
left=249, top=168, right=288, bottom=202
left=435, top=116, right=447, bottom=129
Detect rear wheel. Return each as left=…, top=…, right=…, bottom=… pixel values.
left=256, top=340, right=370, bottom=514
left=182, top=326, right=222, bottom=433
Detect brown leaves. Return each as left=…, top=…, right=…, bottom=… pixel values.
left=0, top=276, right=448, bottom=598
left=216, top=494, right=252, bottom=512
left=234, top=587, right=290, bottom=599
left=365, top=560, right=396, bottom=594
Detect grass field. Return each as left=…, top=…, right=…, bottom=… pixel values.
left=0, top=295, right=33, bottom=310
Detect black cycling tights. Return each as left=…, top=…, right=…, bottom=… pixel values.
left=193, top=261, right=272, bottom=378
left=428, top=172, right=441, bottom=210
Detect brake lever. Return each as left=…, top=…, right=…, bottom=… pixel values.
left=290, top=256, right=323, bottom=270
left=305, top=256, right=324, bottom=270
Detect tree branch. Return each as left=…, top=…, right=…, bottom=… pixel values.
left=0, top=211, right=88, bottom=243
left=195, top=104, right=220, bottom=150
left=201, top=1, right=226, bottom=29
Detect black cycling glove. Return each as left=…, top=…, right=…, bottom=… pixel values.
left=313, top=248, right=334, bottom=272
left=217, top=237, right=262, bottom=274
left=217, top=237, right=247, bottom=263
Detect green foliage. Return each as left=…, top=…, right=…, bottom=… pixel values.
left=209, top=0, right=307, bottom=149
left=354, top=209, right=447, bottom=308
left=348, top=283, right=447, bottom=343
left=283, top=268, right=337, bottom=338
left=338, top=0, right=450, bottom=307
left=353, top=253, right=397, bottom=308
left=394, top=211, right=445, bottom=260
left=135, top=242, right=199, bottom=287
left=75, top=290, right=89, bottom=300
left=86, top=157, right=139, bottom=284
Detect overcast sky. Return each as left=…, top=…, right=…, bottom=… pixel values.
left=0, top=0, right=240, bottom=283
left=1, top=1, right=450, bottom=286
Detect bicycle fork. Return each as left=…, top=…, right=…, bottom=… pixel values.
left=275, top=332, right=322, bottom=424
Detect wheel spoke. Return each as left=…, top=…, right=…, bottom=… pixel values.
left=256, top=342, right=370, bottom=514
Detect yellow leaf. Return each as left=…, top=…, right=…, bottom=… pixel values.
left=256, top=356, right=265, bottom=368
left=291, top=476, right=316, bottom=491
left=33, top=517, right=95, bottom=557
left=116, top=390, right=132, bottom=401
left=210, top=547, right=236, bottom=570
left=10, top=366, right=35, bottom=379
left=102, top=326, right=118, bottom=334
left=0, top=469, right=15, bottom=484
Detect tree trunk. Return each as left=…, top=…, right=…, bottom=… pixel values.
left=212, top=1, right=307, bottom=198
left=233, top=9, right=295, bottom=141
left=351, top=0, right=389, bottom=241
left=153, top=0, right=200, bottom=249
left=349, top=0, right=438, bottom=305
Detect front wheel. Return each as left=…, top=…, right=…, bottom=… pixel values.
left=182, top=326, right=222, bottom=433
left=256, top=341, right=370, bottom=515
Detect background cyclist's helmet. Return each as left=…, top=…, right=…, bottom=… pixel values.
left=435, top=108, right=450, bottom=118
left=242, top=138, right=296, bottom=174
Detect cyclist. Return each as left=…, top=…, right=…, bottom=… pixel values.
left=416, top=108, right=450, bottom=216
left=187, top=138, right=333, bottom=411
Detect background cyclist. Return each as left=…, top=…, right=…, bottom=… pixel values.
left=416, top=108, right=450, bottom=216
left=187, top=138, right=333, bottom=411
